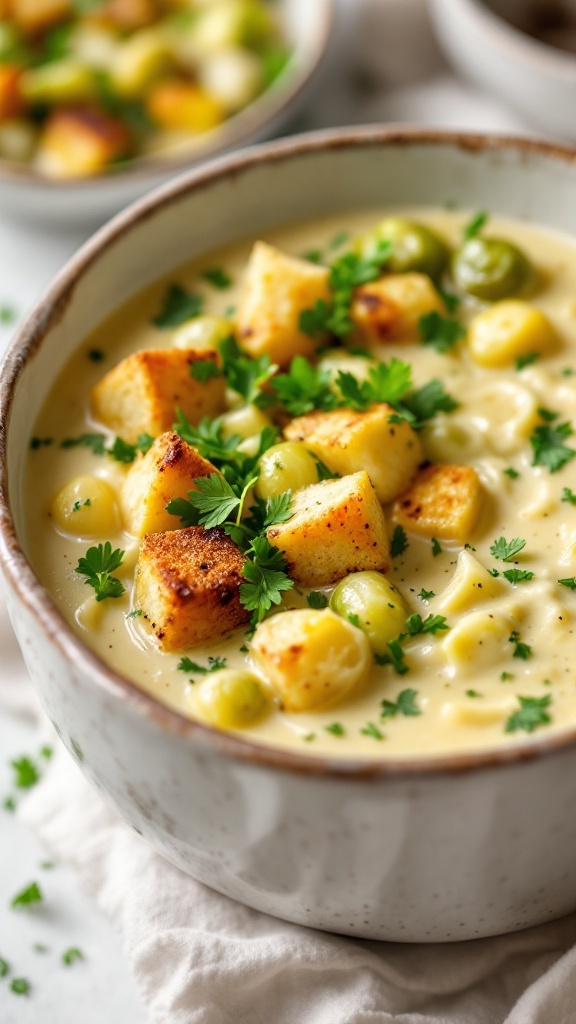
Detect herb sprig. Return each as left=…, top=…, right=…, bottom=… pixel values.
left=75, top=543, right=125, bottom=602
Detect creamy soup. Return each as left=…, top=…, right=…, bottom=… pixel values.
left=24, top=208, right=576, bottom=758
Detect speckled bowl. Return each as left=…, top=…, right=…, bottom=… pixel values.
left=3, top=128, right=576, bottom=942
left=0, top=0, right=334, bottom=227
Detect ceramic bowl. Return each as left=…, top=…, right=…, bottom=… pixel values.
left=0, top=0, right=334, bottom=227
left=4, top=128, right=576, bottom=942
left=430, top=0, right=576, bottom=140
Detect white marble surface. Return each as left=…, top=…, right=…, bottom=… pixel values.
left=0, top=1, right=537, bottom=1021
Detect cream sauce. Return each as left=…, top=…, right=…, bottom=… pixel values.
left=23, top=208, right=576, bottom=757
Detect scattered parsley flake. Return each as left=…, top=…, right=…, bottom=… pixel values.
left=240, top=536, right=294, bottom=626
left=503, top=467, right=520, bottom=479
left=418, top=588, right=435, bottom=600
left=537, top=407, right=558, bottom=422
left=3, top=796, right=16, bottom=812
left=11, top=757, right=39, bottom=789
left=33, top=943, right=48, bottom=954
left=505, top=694, right=552, bottom=734
left=508, top=630, right=532, bottom=660
left=190, top=359, right=223, bottom=384
left=431, top=537, right=442, bottom=557
left=0, top=957, right=8, bottom=977
left=202, top=267, right=232, bottom=290
left=30, top=437, right=53, bottom=450
left=516, top=352, right=539, bottom=370
left=561, top=487, right=576, bottom=505
left=270, top=355, right=336, bottom=416
left=403, top=379, right=459, bottom=423
left=391, top=524, right=409, bottom=558
left=437, top=287, right=460, bottom=313
left=488, top=568, right=500, bottom=577
left=381, top=688, right=421, bottom=718
left=530, top=420, right=575, bottom=473
left=300, top=249, right=322, bottom=264
left=502, top=569, right=534, bottom=584
left=501, top=671, right=513, bottom=681
left=153, top=284, right=203, bottom=328
left=177, top=656, right=226, bottom=675
left=75, top=542, right=125, bottom=602
left=375, top=639, right=408, bottom=676
left=314, top=458, right=338, bottom=481
left=10, top=978, right=30, bottom=996
left=62, top=947, right=84, bottom=966
left=60, top=433, right=107, bottom=456
left=325, top=722, right=345, bottom=736
left=419, top=311, right=465, bottom=354
left=307, top=591, right=329, bottom=609
left=11, top=881, right=42, bottom=909
left=490, top=536, right=526, bottom=562
left=463, top=210, right=488, bottom=239
left=126, top=608, right=142, bottom=618
left=558, top=577, right=576, bottom=590
left=327, top=230, right=351, bottom=252
left=405, top=613, right=449, bottom=636
left=0, top=304, right=16, bottom=324
left=561, top=367, right=576, bottom=377
left=303, top=733, right=316, bottom=742
left=466, top=689, right=482, bottom=698
left=348, top=613, right=362, bottom=628
left=299, top=240, right=392, bottom=339
left=360, top=722, right=384, bottom=740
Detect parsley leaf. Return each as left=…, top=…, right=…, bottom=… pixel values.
left=177, top=655, right=226, bottom=675
left=558, top=577, right=576, bottom=590
left=75, top=543, right=125, bottom=602
left=431, top=537, right=442, bottom=557
left=419, top=311, right=465, bottom=354
left=418, top=587, right=435, bottom=600
left=175, top=411, right=244, bottom=464
left=10, top=978, right=30, bottom=995
left=505, top=694, right=552, bottom=734
left=530, top=421, right=576, bottom=473
left=508, top=630, right=532, bottom=660
left=404, top=613, right=449, bottom=636
left=381, top=688, right=421, bottom=717
left=11, top=881, right=42, bottom=908
left=270, top=356, right=337, bottom=416
left=402, top=379, right=458, bottom=423
left=60, top=433, right=107, bottom=456
left=240, top=537, right=294, bottom=625
left=307, top=591, right=329, bottom=609
left=375, top=638, right=408, bottom=675
left=0, top=957, right=8, bottom=977
left=190, top=360, right=223, bottom=384
left=299, top=240, right=392, bottom=339
left=562, top=487, right=576, bottom=505
left=220, top=335, right=276, bottom=405
left=503, top=569, right=534, bottom=584
left=183, top=474, right=243, bottom=529
left=360, top=722, right=385, bottom=740
left=516, top=352, right=539, bottom=370
left=463, top=210, right=488, bottom=239
left=490, top=536, right=526, bottom=562
left=11, top=757, right=39, bottom=789
left=336, top=357, right=413, bottom=411
left=390, top=524, right=409, bottom=558
left=503, top=467, right=520, bottom=479
left=263, top=493, right=293, bottom=527
left=62, top=947, right=83, bottom=966
left=153, top=284, right=203, bottom=328
left=202, top=267, right=232, bottom=289
left=325, top=722, right=345, bottom=736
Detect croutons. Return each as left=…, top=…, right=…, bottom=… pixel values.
left=251, top=608, right=372, bottom=712
left=0, top=66, right=23, bottom=123
left=135, top=525, right=250, bottom=650
left=146, top=80, right=223, bottom=131
left=350, top=272, right=446, bottom=343
left=284, top=404, right=422, bottom=504
left=235, top=242, right=331, bottom=367
left=10, top=0, right=72, bottom=34
left=35, top=108, right=131, bottom=178
left=391, top=463, right=483, bottom=543
left=121, top=431, right=217, bottom=537
left=91, top=349, right=225, bottom=444
left=266, top=470, right=390, bottom=588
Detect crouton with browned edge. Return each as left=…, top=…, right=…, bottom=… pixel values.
left=391, top=463, right=483, bottom=542
left=351, top=272, right=445, bottom=343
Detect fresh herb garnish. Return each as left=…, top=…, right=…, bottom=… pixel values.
left=240, top=536, right=294, bottom=626
left=530, top=420, right=576, bottom=473
left=375, top=638, right=408, bottom=676
left=404, top=613, right=449, bottom=636
left=490, top=536, right=526, bottom=562
left=505, top=694, right=552, bottom=734
left=10, top=978, right=30, bottom=995
left=503, top=467, right=520, bottom=479
left=299, top=240, right=392, bottom=340
left=360, top=722, right=385, bottom=740
left=307, top=591, right=329, bottom=609
left=202, top=267, right=232, bottom=290
left=0, top=957, right=8, bottom=977
left=502, top=569, right=534, bottom=584
left=501, top=671, right=513, bottom=682
left=270, top=355, right=336, bottom=416
left=62, top=948, right=84, bottom=966
left=418, top=587, right=435, bottom=600
left=11, top=882, right=42, bottom=909
left=11, top=757, right=39, bottom=789
left=220, top=335, right=276, bottom=405
left=30, top=437, right=53, bottom=450
left=463, top=210, right=488, bottom=239
left=562, top=487, right=576, bottom=505
left=75, top=543, right=125, bottom=602
left=466, top=689, right=483, bottom=698
left=190, top=360, right=223, bottom=384
left=419, top=311, right=465, bottom=354
left=390, top=524, right=409, bottom=558
left=381, top=688, right=421, bottom=718
left=516, top=352, right=539, bottom=371
left=508, top=630, right=532, bottom=660
left=431, top=537, right=442, bottom=557
left=558, top=577, right=576, bottom=590
left=402, top=379, right=458, bottom=423
left=60, top=433, right=107, bottom=456
left=325, top=722, right=345, bottom=737
left=0, top=304, right=16, bottom=324
left=153, top=284, right=203, bottom=328
left=177, top=656, right=226, bottom=675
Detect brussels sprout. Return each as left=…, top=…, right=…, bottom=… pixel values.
left=330, top=570, right=409, bottom=656
left=195, top=669, right=267, bottom=728
left=255, top=442, right=319, bottom=501
left=452, top=237, right=533, bottom=302
left=362, top=217, right=449, bottom=279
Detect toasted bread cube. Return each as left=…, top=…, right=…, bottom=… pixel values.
left=121, top=431, right=217, bottom=536
left=91, top=349, right=225, bottom=444
left=35, top=108, right=131, bottom=178
left=235, top=241, right=331, bottom=367
left=136, top=525, right=250, bottom=650
left=266, top=471, right=390, bottom=588
left=351, top=272, right=445, bottom=343
left=0, top=66, right=24, bottom=123
left=251, top=608, right=372, bottom=712
left=146, top=80, right=224, bottom=131
left=284, top=404, right=422, bottom=505
left=392, top=463, right=483, bottom=543
left=10, top=0, right=71, bottom=34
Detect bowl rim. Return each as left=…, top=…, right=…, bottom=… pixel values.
left=434, top=0, right=576, bottom=80
left=0, top=0, right=335, bottom=190
left=3, top=124, right=576, bottom=780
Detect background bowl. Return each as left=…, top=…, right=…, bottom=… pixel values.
left=0, top=0, right=334, bottom=227
left=430, top=0, right=576, bottom=140
left=4, top=128, right=576, bottom=942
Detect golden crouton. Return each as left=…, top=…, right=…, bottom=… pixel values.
left=235, top=241, right=331, bottom=367
left=35, top=108, right=131, bottom=178
left=251, top=608, right=372, bottom=712
left=136, top=525, right=250, bottom=650
left=284, top=404, right=422, bottom=505
left=121, top=431, right=217, bottom=537
left=0, top=66, right=23, bottom=123
left=391, top=463, right=483, bottom=543
left=91, top=349, right=225, bottom=444
left=103, top=0, right=157, bottom=29
left=146, top=80, right=223, bottom=131
left=10, top=0, right=71, bottom=34
left=351, top=272, right=445, bottom=343
left=266, top=470, right=390, bottom=588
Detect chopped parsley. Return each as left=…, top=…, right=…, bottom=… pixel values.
left=177, top=656, right=226, bottom=675
left=558, top=577, right=576, bottom=590
left=11, top=757, right=39, bottom=789
left=390, top=524, right=409, bottom=558
left=381, top=688, right=421, bottom=718
left=502, top=569, right=534, bottom=584
left=561, top=487, right=576, bottom=505
left=463, top=210, right=488, bottom=239
left=62, top=947, right=84, bottom=966
left=418, top=588, right=435, bottom=600
left=404, top=613, right=449, bottom=636
left=269, top=356, right=336, bottom=416
left=508, top=630, right=532, bottom=660
left=419, top=311, right=465, bottom=354
left=515, top=352, right=539, bottom=371
left=490, top=536, right=526, bottom=562
left=72, top=499, right=91, bottom=512
left=220, top=336, right=276, bottom=406
left=153, top=284, right=203, bottom=328
left=240, top=536, right=294, bottom=626
left=75, top=543, right=125, bottom=602
left=505, top=694, right=552, bottom=734
left=403, top=379, right=458, bottom=423
left=29, top=437, right=53, bottom=450
left=501, top=671, right=513, bottom=682
left=61, top=432, right=107, bottom=456
left=0, top=957, right=8, bottom=977
left=10, top=978, right=30, bottom=996
left=202, top=267, right=232, bottom=289
left=307, top=591, right=329, bottom=609
left=0, top=304, right=16, bottom=324
left=466, top=689, right=483, bottom=698
left=126, top=608, right=142, bottom=618
left=11, top=881, right=42, bottom=908
left=325, top=722, right=345, bottom=736
left=190, top=360, right=223, bottom=384
left=61, top=432, right=153, bottom=464
left=530, top=420, right=576, bottom=473
left=299, top=239, right=392, bottom=339
left=303, top=732, right=316, bottom=742
left=431, top=537, right=442, bottom=557
left=360, top=722, right=385, bottom=740
left=375, top=638, right=408, bottom=676
left=503, top=467, right=520, bottom=479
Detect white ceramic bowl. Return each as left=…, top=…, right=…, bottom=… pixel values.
left=4, top=127, right=576, bottom=942
left=0, top=0, right=334, bottom=227
left=430, top=0, right=576, bottom=140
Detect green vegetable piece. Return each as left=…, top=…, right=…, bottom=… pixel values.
left=451, top=236, right=532, bottom=301
left=330, top=571, right=410, bottom=656
left=505, top=694, right=552, bottom=734
left=11, top=881, right=42, bottom=909
left=366, top=217, right=449, bottom=279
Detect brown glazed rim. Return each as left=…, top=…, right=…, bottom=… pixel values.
left=0, top=0, right=334, bottom=189
left=3, top=126, right=576, bottom=780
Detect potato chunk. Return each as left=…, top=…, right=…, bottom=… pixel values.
left=284, top=404, right=422, bottom=504
left=266, top=471, right=390, bottom=588
left=251, top=608, right=371, bottom=712
left=437, top=549, right=505, bottom=614
left=91, top=349, right=225, bottom=444
left=467, top=300, right=557, bottom=368
left=350, top=272, right=445, bottom=343
left=136, top=526, right=249, bottom=650
left=35, top=108, right=131, bottom=178
left=121, top=431, right=217, bottom=537
left=391, top=463, right=483, bottom=543
left=235, top=241, right=331, bottom=367
left=147, top=80, right=224, bottom=131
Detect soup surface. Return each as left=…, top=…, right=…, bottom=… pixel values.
left=24, top=207, right=576, bottom=758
